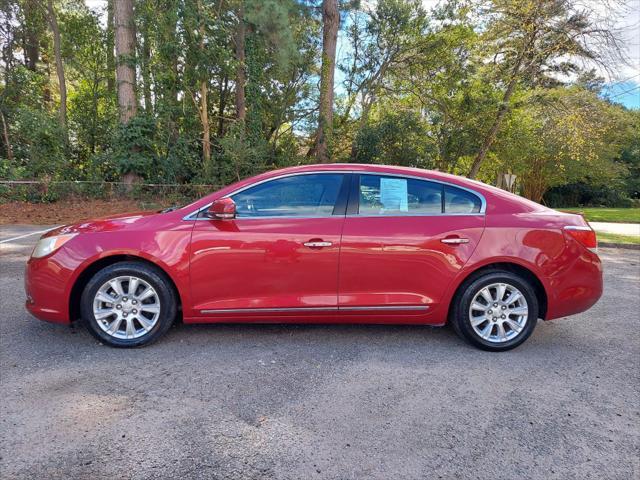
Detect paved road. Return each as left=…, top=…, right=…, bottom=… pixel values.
left=1, top=225, right=639, bottom=480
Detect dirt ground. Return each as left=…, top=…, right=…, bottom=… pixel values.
left=0, top=199, right=167, bottom=225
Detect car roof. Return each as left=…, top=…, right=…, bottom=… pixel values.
left=270, top=163, right=485, bottom=190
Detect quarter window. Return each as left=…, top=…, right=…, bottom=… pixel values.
left=231, top=173, right=345, bottom=218
left=358, top=175, right=443, bottom=215
left=444, top=185, right=482, bottom=214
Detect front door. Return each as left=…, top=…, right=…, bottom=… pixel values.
left=189, top=173, right=349, bottom=315
left=338, top=173, right=485, bottom=317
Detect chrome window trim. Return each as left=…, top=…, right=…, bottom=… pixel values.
left=182, top=170, right=487, bottom=221
left=200, top=305, right=429, bottom=314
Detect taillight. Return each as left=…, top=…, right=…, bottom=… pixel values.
left=564, top=225, right=597, bottom=253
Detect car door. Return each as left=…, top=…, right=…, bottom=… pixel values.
left=189, top=172, right=349, bottom=315
left=338, top=173, right=486, bottom=315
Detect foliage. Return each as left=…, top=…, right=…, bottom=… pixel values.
left=0, top=0, right=637, bottom=207
left=7, top=107, right=68, bottom=178
left=112, top=114, right=156, bottom=177
left=352, top=110, right=435, bottom=168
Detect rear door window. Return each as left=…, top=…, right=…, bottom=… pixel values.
left=358, top=175, right=443, bottom=215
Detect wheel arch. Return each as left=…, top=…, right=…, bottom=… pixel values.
left=447, top=261, right=548, bottom=323
left=69, top=254, right=183, bottom=323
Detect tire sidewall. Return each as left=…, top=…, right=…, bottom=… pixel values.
left=80, top=262, right=177, bottom=347
left=454, top=271, right=538, bottom=351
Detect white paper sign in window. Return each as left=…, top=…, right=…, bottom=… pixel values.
left=380, top=177, right=408, bottom=212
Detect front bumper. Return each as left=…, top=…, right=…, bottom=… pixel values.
left=25, top=254, right=73, bottom=324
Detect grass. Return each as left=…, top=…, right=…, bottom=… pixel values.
left=596, top=232, right=640, bottom=246
left=561, top=207, right=640, bottom=223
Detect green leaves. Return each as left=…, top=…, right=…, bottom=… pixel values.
left=0, top=0, right=635, bottom=209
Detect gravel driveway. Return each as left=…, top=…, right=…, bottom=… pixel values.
left=1, top=225, right=639, bottom=480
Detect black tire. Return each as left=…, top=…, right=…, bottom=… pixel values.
left=450, top=270, right=538, bottom=352
left=80, top=261, right=177, bottom=347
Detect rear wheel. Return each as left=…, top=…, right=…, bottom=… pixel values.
left=451, top=271, right=538, bottom=351
left=80, top=262, right=177, bottom=347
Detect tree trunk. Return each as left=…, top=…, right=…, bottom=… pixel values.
left=1, top=7, right=15, bottom=86
left=234, top=2, right=246, bottom=122
left=90, top=73, right=99, bottom=153
left=217, top=74, right=228, bottom=137
left=467, top=78, right=517, bottom=179
left=114, top=0, right=137, bottom=124
left=197, top=0, right=211, bottom=175
left=520, top=158, right=547, bottom=202
left=467, top=27, right=536, bottom=179
left=157, top=3, right=179, bottom=145
left=47, top=0, right=66, bottom=132
left=315, top=0, right=339, bottom=163
left=1, top=111, right=13, bottom=161
left=106, top=0, right=115, bottom=93
left=349, top=95, right=373, bottom=161
left=42, top=55, right=51, bottom=106
left=23, top=0, right=39, bottom=71
left=140, top=15, right=153, bottom=113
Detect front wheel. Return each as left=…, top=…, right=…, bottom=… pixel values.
left=80, top=262, right=177, bottom=347
left=451, top=271, right=538, bottom=351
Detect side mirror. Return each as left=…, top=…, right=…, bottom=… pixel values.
left=207, top=198, right=236, bottom=220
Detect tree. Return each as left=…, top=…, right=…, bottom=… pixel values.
left=494, top=88, right=626, bottom=202
left=196, top=0, right=211, bottom=174
left=235, top=1, right=246, bottom=122
left=467, top=0, right=624, bottom=179
left=314, top=0, right=339, bottom=163
left=114, top=0, right=139, bottom=184
left=114, top=0, right=137, bottom=124
left=46, top=0, right=66, bottom=132
left=0, top=0, right=636, bottom=212
left=339, top=0, right=429, bottom=160
left=106, top=0, right=115, bottom=93
left=22, top=0, right=43, bottom=71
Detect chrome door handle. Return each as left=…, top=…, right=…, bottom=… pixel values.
left=303, top=241, right=332, bottom=248
left=441, top=237, right=469, bottom=245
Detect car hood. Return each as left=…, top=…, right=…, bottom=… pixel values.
left=43, top=211, right=158, bottom=237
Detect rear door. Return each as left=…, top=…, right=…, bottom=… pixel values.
left=338, top=173, right=485, bottom=314
left=189, top=173, right=350, bottom=315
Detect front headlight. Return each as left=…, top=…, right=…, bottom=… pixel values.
left=31, top=234, right=77, bottom=258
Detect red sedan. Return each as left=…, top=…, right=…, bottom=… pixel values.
left=25, top=164, right=602, bottom=351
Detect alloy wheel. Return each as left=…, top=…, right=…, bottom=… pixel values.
left=468, top=282, right=528, bottom=343
left=92, top=275, right=161, bottom=340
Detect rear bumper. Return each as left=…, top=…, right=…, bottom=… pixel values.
left=545, top=247, right=603, bottom=320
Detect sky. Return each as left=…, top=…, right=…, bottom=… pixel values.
left=85, top=0, right=639, bottom=109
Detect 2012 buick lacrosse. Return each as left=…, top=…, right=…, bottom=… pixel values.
left=25, top=164, right=602, bottom=351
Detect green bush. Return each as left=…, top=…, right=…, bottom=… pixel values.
left=544, top=182, right=635, bottom=208
left=112, top=114, right=156, bottom=178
